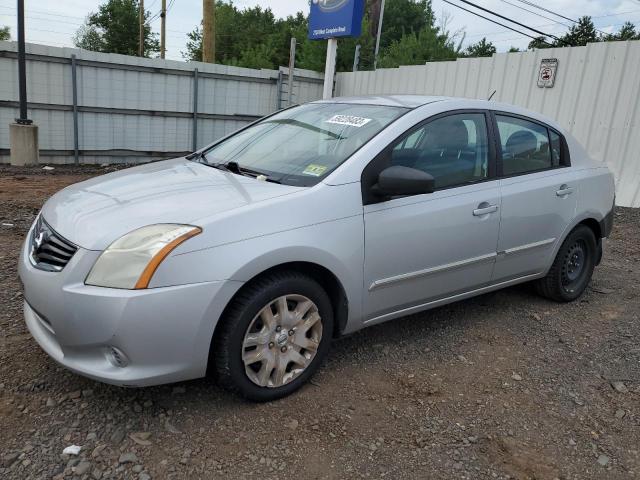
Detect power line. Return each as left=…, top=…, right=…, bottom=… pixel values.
left=511, top=0, right=577, bottom=24
left=508, top=0, right=610, bottom=37
left=498, top=0, right=571, bottom=28
left=453, top=0, right=566, bottom=44
left=442, top=0, right=554, bottom=45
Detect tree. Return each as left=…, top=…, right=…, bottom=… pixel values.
left=0, top=26, right=10, bottom=41
left=74, top=0, right=159, bottom=57
left=464, top=37, right=496, bottom=57
left=377, top=26, right=460, bottom=68
left=605, top=21, right=639, bottom=41
left=373, top=0, right=435, bottom=50
left=508, top=46, right=521, bottom=53
left=527, top=36, right=553, bottom=50
left=560, top=16, right=598, bottom=46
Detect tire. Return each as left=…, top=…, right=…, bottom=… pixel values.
left=213, top=271, right=333, bottom=401
left=535, top=225, right=597, bottom=302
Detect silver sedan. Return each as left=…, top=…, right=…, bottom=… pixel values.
left=19, top=96, right=615, bottom=401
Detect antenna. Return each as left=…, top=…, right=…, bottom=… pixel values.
left=488, top=90, right=497, bottom=101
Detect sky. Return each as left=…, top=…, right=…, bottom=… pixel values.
left=1, top=0, right=639, bottom=62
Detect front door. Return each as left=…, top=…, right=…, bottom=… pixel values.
left=362, top=111, right=501, bottom=322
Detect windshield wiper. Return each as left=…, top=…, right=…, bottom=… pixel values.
left=222, top=161, right=282, bottom=183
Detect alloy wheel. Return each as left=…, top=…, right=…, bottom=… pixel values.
left=241, top=294, right=323, bottom=388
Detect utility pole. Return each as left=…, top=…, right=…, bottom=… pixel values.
left=138, top=0, right=144, bottom=57
left=202, top=0, right=216, bottom=63
left=373, top=0, right=386, bottom=69
left=10, top=0, right=39, bottom=166
left=16, top=0, right=30, bottom=125
left=160, top=0, right=166, bottom=59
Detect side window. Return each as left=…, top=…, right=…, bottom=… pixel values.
left=549, top=130, right=562, bottom=166
left=496, top=115, right=553, bottom=175
left=390, top=113, right=489, bottom=189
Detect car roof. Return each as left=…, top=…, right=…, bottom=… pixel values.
left=313, top=95, right=449, bottom=109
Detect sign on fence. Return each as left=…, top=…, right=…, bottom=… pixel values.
left=537, top=58, right=558, bottom=88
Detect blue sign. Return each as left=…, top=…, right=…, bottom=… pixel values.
left=308, top=0, right=365, bottom=40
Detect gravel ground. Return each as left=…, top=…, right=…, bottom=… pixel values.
left=0, top=165, right=638, bottom=480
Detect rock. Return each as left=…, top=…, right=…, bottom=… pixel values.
left=42, top=165, right=55, bottom=171
left=119, top=452, right=138, bottom=464
left=139, top=473, right=151, bottom=480
left=611, top=381, right=628, bottom=393
left=130, top=432, right=152, bottom=446
left=91, top=444, right=106, bottom=458
left=511, top=373, right=523, bottom=381
left=1, top=452, right=20, bottom=468
left=172, top=386, right=186, bottom=394
left=62, top=445, right=82, bottom=456
left=132, top=464, right=144, bottom=473
left=82, top=389, right=94, bottom=397
left=597, top=454, right=610, bottom=466
left=46, top=397, right=56, bottom=408
left=92, top=468, right=103, bottom=479
left=68, top=390, right=81, bottom=399
left=110, top=428, right=126, bottom=444
left=286, top=419, right=299, bottom=430
left=569, top=439, right=577, bottom=446
left=74, top=461, right=92, bottom=476
left=143, top=400, right=153, bottom=408
left=615, top=409, right=626, bottom=419
left=86, top=432, right=98, bottom=442
left=591, top=286, right=614, bottom=294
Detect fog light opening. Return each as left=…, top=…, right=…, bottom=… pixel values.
left=105, top=346, right=129, bottom=368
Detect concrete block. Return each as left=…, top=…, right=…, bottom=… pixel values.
left=10, top=123, right=39, bottom=166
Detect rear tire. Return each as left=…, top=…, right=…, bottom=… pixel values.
left=535, top=225, right=597, bottom=302
left=213, top=271, right=333, bottom=401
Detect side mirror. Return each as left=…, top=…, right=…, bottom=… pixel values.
left=372, top=165, right=435, bottom=198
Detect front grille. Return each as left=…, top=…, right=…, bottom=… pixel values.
left=29, top=216, right=77, bottom=272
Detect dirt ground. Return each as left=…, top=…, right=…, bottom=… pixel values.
left=0, top=165, right=638, bottom=480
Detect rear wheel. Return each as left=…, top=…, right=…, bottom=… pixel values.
left=535, top=225, right=597, bottom=302
left=213, top=271, right=333, bottom=401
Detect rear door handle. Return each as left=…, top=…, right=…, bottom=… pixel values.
left=473, top=204, right=499, bottom=216
left=556, top=185, right=574, bottom=197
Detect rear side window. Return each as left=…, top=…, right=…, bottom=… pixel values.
left=496, top=115, right=555, bottom=175
left=549, top=130, right=562, bottom=166
left=390, top=113, right=489, bottom=189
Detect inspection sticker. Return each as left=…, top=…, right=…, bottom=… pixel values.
left=325, top=115, right=372, bottom=128
left=302, top=164, right=328, bottom=176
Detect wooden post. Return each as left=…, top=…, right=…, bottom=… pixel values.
left=160, top=0, right=166, bottom=59
left=202, top=0, right=216, bottom=63
left=138, top=0, right=144, bottom=57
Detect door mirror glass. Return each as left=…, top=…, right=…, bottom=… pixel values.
left=373, top=165, right=435, bottom=198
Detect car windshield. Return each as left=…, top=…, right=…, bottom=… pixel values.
left=200, top=103, right=408, bottom=186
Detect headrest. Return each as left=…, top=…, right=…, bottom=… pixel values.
left=506, top=130, right=537, bottom=157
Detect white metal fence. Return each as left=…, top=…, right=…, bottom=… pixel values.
left=0, top=41, right=324, bottom=165
left=336, top=40, right=640, bottom=208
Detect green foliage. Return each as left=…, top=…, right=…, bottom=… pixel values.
left=464, top=38, right=496, bottom=58
left=375, top=0, right=435, bottom=50
left=376, top=26, right=460, bottom=68
left=74, top=0, right=159, bottom=57
left=0, top=26, right=10, bottom=41
left=528, top=17, right=640, bottom=49
left=605, top=21, right=640, bottom=41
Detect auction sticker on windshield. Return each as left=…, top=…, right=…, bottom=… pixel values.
left=302, top=164, right=328, bottom=176
left=326, top=115, right=372, bottom=128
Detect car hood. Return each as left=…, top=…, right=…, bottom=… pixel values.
left=41, top=158, right=304, bottom=250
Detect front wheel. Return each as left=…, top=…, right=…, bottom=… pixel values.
left=213, top=271, right=333, bottom=401
left=535, top=225, right=597, bottom=302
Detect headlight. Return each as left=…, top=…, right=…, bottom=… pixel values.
left=85, top=224, right=202, bottom=289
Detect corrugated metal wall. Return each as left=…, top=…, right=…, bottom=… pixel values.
left=336, top=41, right=640, bottom=208
left=0, top=41, right=324, bottom=165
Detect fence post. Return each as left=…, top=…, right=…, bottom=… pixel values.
left=71, top=54, right=79, bottom=164
left=353, top=44, right=361, bottom=72
left=192, top=68, right=199, bottom=151
left=276, top=70, right=283, bottom=110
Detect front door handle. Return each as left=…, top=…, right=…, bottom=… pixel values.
left=473, top=203, right=499, bottom=216
left=556, top=184, right=574, bottom=197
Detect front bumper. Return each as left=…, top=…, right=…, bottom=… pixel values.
left=18, top=227, right=242, bottom=387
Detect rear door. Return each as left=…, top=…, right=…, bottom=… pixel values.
left=491, top=113, right=577, bottom=282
